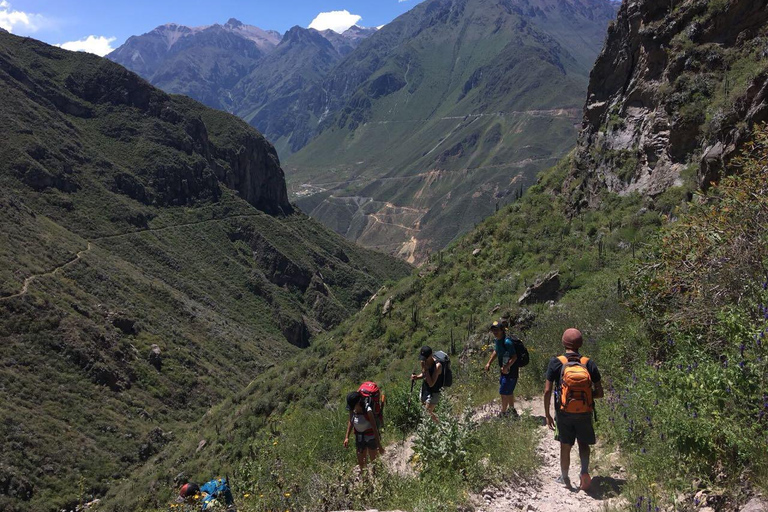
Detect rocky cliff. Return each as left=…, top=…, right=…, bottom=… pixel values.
left=570, top=0, right=768, bottom=207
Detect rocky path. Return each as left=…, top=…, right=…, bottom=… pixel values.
left=0, top=242, right=92, bottom=302
left=1, top=213, right=268, bottom=301
left=339, top=398, right=626, bottom=512
left=472, top=398, right=626, bottom=512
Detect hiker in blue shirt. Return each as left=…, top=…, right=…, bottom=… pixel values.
left=484, top=320, right=519, bottom=417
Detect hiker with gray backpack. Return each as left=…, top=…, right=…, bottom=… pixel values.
left=484, top=319, right=530, bottom=417
left=411, top=346, right=452, bottom=423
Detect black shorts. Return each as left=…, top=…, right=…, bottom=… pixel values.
left=355, top=432, right=377, bottom=452
left=555, top=412, right=596, bottom=445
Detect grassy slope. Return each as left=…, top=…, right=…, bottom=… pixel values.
left=105, top=151, right=688, bottom=510
left=0, top=32, right=408, bottom=512
left=114, top=129, right=768, bottom=511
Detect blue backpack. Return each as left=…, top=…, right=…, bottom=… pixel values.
left=199, top=477, right=233, bottom=510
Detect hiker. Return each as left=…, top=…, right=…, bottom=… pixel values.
left=344, top=391, right=385, bottom=469
left=411, top=345, right=443, bottom=423
left=177, top=477, right=234, bottom=510
left=484, top=320, right=519, bottom=417
left=544, top=328, right=604, bottom=492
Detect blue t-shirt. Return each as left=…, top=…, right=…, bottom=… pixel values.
left=495, top=337, right=518, bottom=378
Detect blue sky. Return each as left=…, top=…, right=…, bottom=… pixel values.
left=1, top=0, right=422, bottom=55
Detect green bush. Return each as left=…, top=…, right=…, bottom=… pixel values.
left=413, top=408, right=477, bottom=477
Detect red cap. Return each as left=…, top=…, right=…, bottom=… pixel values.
left=179, top=483, right=199, bottom=499
left=562, top=328, right=583, bottom=350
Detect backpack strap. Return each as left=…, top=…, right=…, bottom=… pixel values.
left=557, top=355, right=568, bottom=365
left=580, top=356, right=590, bottom=366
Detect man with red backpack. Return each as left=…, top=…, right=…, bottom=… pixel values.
left=544, top=328, right=604, bottom=491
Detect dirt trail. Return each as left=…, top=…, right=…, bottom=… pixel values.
left=472, top=398, right=627, bottom=512
left=377, top=398, right=626, bottom=512
left=1, top=242, right=92, bottom=302
left=1, top=213, right=266, bottom=301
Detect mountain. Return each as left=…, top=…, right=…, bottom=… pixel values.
left=107, top=19, right=281, bottom=111
left=287, top=0, right=619, bottom=262
left=230, top=26, right=349, bottom=155
left=569, top=0, right=768, bottom=207
left=108, top=21, right=376, bottom=151
left=0, top=31, right=408, bottom=512
left=101, top=0, right=768, bottom=510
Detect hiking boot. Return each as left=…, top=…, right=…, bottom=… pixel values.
left=509, top=408, right=519, bottom=418
left=555, top=475, right=571, bottom=488
left=579, top=473, right=592, bottom=491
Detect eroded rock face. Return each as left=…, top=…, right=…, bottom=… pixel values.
left=518, top=271, right=561, bottom=305
left=570, top=0, right=768, bottom=207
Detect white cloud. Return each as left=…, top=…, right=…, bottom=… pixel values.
left=56, top=35, right=117, bottom=57
left=308, top=10, right=362, bottom=33
left=0, top=0, right=45, bottom=34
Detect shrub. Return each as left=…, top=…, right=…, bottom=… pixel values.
left=412, top=408, right=477, bottom=477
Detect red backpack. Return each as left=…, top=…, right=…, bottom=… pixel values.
left=358, top=382, right=385, bottom=429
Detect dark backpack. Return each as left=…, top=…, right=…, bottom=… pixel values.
left=432, top=351, right=453, bottom=387
left=358, top=381, right=385, bottom=429
left=510, top=336, right=530, bottom=368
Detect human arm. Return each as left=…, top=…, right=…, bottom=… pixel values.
left=485, top=351, right=497, bottom=372
left=593, top=381, right=604, bottom=399
left=368, top=410, right=385, bottom=454
left=343, top=414, right=352, bottom=447
left=500, top=339, right=517, bottom=374
left=424, top=363, right=442, bottom=387
left=412, top=360, right=426, bottom=380
left=544, top=380, right=555, bottom=430
left=588, top=360, right=604, bottom=398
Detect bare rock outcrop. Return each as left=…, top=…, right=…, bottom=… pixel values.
left=569, top=0, right=768, bottom=208
left=518, top=272, right=561, bottom=305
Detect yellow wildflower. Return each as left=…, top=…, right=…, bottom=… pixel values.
left=284, top=492, right=291, bottom=497
left=244, top=493, right=250, bottom=498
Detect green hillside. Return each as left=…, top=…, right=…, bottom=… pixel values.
left=0, top=32, right=408, bottom=512
left=287, top=0, right=617, bottom=262
left=107, top=127, right=768, bottom=511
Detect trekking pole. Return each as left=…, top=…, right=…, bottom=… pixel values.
left=405, top=374, right=415, bottom=443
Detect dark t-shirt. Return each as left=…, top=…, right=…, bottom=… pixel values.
left=546, top=352, right=601, bottom=415
left=423, top=362, right=444, bottom=393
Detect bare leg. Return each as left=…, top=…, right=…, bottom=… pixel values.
left=500, top=395, right=511, bottom=413
left=357, top=449, right=367, bottom=469
left=425, top=403, right=440, bottom=423
left=560, top=443, right=572, bottom=485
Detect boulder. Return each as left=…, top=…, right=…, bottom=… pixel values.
left=518, top=271, right=561, bottom=305
left=741, top=497, right=768, bottom=512
left=148, top=344, right=162, bottom=371
left=382, top=297, right=393, bottom=317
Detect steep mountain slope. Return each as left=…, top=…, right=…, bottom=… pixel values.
left=231, top=27, right=348, bottom=156
left=0, top=32, right=408, bottom=512
left=100, top=0, right=768, bottom=510
left=569, top=0, right=768, bottom=207
left=108, top=22, right=375, bottom=151
left=108, top=19, right=282, bottom=112
left=287, top=0, right=618, bottom=262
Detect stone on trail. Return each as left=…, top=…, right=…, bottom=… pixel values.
left=741, top=498, right=768, bottom=512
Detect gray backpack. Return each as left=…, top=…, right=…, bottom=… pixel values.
left=432, top=351, right=453, bottom=387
